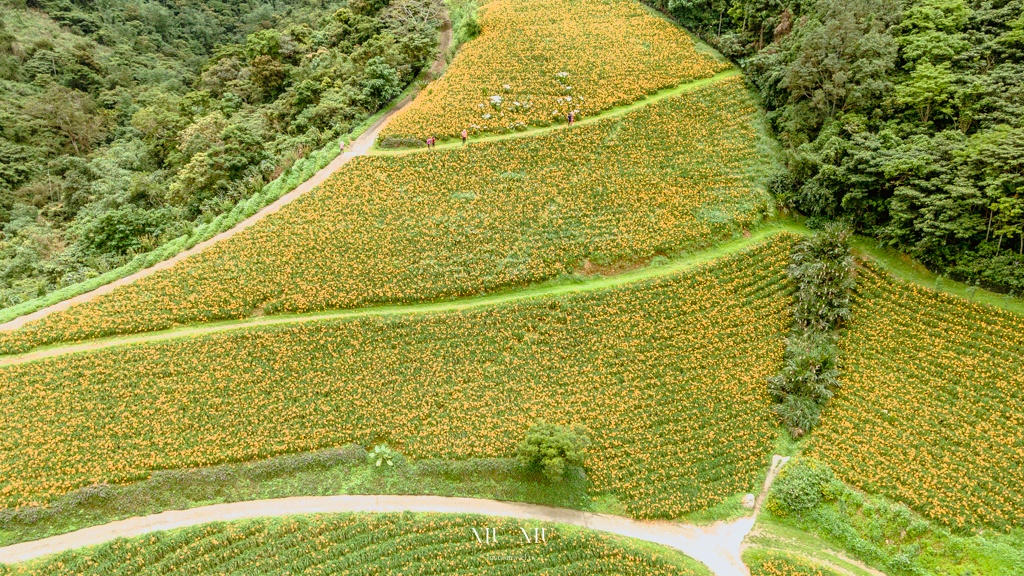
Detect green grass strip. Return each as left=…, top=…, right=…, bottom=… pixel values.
left=0, top=221, right=801, bottom=365
left=852, top=235, right=1024, bottom=316
left=4, top=216, right=1023, bottom=364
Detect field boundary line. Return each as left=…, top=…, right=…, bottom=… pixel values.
left=5, top=216, right=1021, bottom=365
left=370, top=69, right=741, bottom=155
left=0, top=225, right=802, bottom=366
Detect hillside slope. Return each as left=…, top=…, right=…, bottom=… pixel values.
left=809, top=262, right=1024, bottom=529
left=0, top=237, right=792, bottom=515
left=0, top=75, right=773, bottom=353
left=380, top=0, right=729, bottom=141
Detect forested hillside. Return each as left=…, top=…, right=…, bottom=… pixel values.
left=650, top=0, right=1024, bottom=293
left=0, top=0, right=441, bottom=307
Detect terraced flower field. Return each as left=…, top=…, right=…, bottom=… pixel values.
left=808, top=262, right=1024, bottom=530
left=0, top=513, right=710, bottom=575
left=744, top=549, right=842, bottom=576
left=380, top=0, right=728, bottom=141
left=0, top=237, right=793, bottom=516
left=0, top=77, right=771, bottom=353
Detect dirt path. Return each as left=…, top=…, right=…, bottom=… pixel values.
left=0, top=456, right=787, bottom=576
left=0, top=20, right=453, bottom=334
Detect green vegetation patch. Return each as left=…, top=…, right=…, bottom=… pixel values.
left=0, top=447, right=616, bottom=548
left=753, top=458, right=1024, bottom=576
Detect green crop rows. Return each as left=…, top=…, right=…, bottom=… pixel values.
left=0, top=237, right=793, bottom=517
left=809, top=262, right=1024, bottom=529
left=0, top=77, right=771, bottom=354
left=1, top=513, right=709, bottom=575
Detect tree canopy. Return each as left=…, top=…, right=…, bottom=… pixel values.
left=650, top=0, right=1024, bottom=293
left=0, top=0, right=441, bottom=306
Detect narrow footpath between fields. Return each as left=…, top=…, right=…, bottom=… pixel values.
left=370, top=68, right=740, bottom=155
left=0, top=457, right=790, bottom=576
left=0, top=225, right=803, bottom=366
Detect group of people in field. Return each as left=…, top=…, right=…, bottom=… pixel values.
left=339, top=110, right=579, bottom=154
left=424, top=129, right=470, bottom=149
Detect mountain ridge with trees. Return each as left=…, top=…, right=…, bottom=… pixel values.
left=648, top=0, right=1024, bottom=294
left=0, top=0, right=442, bottom=307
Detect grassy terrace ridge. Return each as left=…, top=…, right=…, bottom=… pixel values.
left=852, top=235, right=1024, bottom=317
left=372, top=69, right=741, bottom=152
left=1, top=513, right=712, bottom=575
left=0, top=448, right=611, bottom=549
left=0, top=223, right=793, bottom=365
left=0, top=76, right=773, bottom=355
left=4, top=218, right=1024, bottom=363
left=0, top=446, right=752, bottom=549
left=0, top=238, right=792, bottom=514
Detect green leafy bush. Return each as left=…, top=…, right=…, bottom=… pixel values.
left=516, top=421, right=591, bottom=482
left=367, top=444, right=399, bottom=467
left=449, top=0, right=481, bottom=51
left=766, top=458, right=837, bottom=517
left=769, top=224, right=853, bottom=433
left=788, top=223, right=855, bottom=332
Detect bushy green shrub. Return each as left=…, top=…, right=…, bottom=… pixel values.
left=516, top=421, right=591, bottom=482
left=788, top=223, right=855, bottom=332
left=449, top=0, right=481, bottom=50
left=766, top=458, right=836, bottom=517
left=378, top=136, right=428, bottom=148
left=769, top=223, right=853, bottom=433
left=768, top=329, right=841, bottom=432
left=367, top=444, right=401, bottom=468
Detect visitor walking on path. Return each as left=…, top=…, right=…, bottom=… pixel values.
left=339, top=140, right=345, bottom=154
left=567, top=111, right=575, bottom=126
left=461, top=129, right=468, bottom=145
left=426, top=136, right=436, bottom=148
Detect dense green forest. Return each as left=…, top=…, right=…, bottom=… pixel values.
left=651, top=0, right=1024, bottom=293
left=0, top=0, right=441, bottom=307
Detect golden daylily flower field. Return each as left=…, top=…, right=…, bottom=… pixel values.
left=745, top=550, right=841, bottom=576
left=2, top=0, right=1024, bottom=561
left=1, top=514, right=707, bottom=575
left=0, top=237, right=792, bottom=515
left=808, top=262, right=1024, bottom=530
left=0, top=77, right=771, bottom=354
left=380, top=0, right=728, bottom=140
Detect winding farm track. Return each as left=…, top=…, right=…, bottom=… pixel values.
left=0, top=458, right=790, bottom=575
left=0, top=20, right=453, bottom=334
